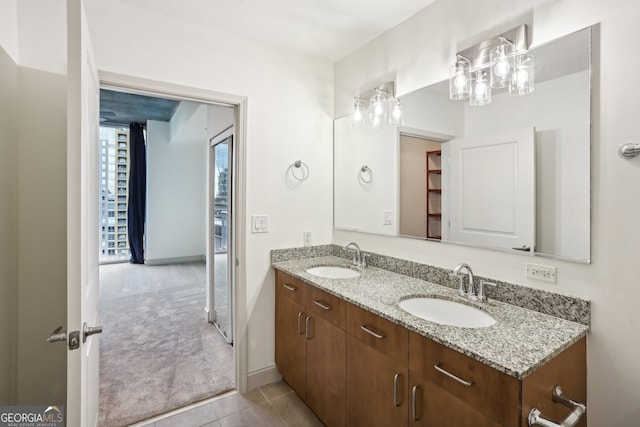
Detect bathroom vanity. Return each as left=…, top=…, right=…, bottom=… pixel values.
left=273, top=254, right=588, bottom=427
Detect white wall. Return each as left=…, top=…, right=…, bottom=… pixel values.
left=0, top=36, right=19, bottom=405
left=84, top=0, right=335, bottom=376
left=334, top=0, right=640, bottom=425
left=145, top=120, right=207, bottom=262
left=0, top=0, right=18, bottom=62
left=171, top=101, right=208, bottom=145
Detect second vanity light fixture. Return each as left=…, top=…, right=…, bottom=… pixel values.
left=449, top=24, right=534, bottom=106
left=351, top=81, right=404, bottom=130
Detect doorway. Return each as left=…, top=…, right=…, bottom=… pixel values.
left=96, top=81, right=245, bottom=425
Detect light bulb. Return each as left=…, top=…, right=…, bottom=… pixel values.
left=516, top=69, right=529, bottom=87
left=353, top=109, right=363, bottom=122
left=494, top=58, right=510, bottom=77
left=373, top=101, right=385, bottom=117
left=475, top=81, right=487, bottom=96
left=454, top=73, right=467, bottom=91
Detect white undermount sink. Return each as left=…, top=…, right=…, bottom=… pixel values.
left=306, top=266, right=361, bottom=279
left=399, top=297, right=496, bottom=328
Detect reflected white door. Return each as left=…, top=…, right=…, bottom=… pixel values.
left=67, top=0, right=101, bottom=425
left=447, top=127, right=535, bottom=252
left=208, top=131, right=234, bottom=343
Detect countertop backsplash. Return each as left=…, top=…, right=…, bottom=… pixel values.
left=271, top=244, right=590, bottom=326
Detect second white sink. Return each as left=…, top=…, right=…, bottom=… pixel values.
left=399, top=297, right=496, bottom=328
left=307, top=266, right=361, bottom=279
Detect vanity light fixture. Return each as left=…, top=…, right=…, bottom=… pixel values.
left=449, top=24, right=534, bottom=105
left=350, top=81, right=404, bottom=130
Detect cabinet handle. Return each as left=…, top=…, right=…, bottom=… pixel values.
left=282, top=283, right=297, bottom=291
left=393, top=373, right=402, bottom=407
left=411, top=385, right=420, bottom=421
left=360, top=324, right=385, bottom=339
left=434, top=364, right=474, bottom=387
left=313, top=300, right=332, bottom=310
left=528, top=385, right=586, bottom=427
left=305, top=316, right=312, bottom=340
left=297, top=312, right=305, bottom=335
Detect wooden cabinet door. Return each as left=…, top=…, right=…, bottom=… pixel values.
left=346, top=335, right=408, bottom=427
left=306, top=315, right=346, bottom=427
left=409, top=373, right=502, bottom=427
left=275, top=291, right=307, bottom=398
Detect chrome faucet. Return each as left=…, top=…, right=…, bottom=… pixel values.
left=343, top=242, right=368, bottom=267
left=450, top=263, right=496, bottom=302
left=450, top=263, right=476, bottom=298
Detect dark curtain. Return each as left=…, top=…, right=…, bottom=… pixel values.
left=128, top=123, right=146, bottom=264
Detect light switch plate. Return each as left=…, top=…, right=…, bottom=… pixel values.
left=251, top=215, right=269, bottom=233
left=303, top=231, right=311, bottom=247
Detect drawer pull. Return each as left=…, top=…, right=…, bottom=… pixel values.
left=314, top=300, right=332, bottom=310
left=528, top=385, right=586, bottom=427
left=434, top=364, right=474, bottom=387
left=297, top=312, right=305, bottom=335
left=411, top=385, right=420, bottom=421
left=305, top=316, right=312, bottom=340
left=360, top=324, right=385, bottom=339
left=282, top=283, right=297, bottom=291
left=393, top=373, right=402, bottom=407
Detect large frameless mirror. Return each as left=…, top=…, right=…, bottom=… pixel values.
left=334, top=26, right=592, bottom=263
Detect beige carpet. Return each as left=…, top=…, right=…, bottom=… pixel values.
left=98, top=262, right=234, bottom=427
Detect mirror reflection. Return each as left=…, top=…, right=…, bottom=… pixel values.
left=334, top=26, right=591, bottom=262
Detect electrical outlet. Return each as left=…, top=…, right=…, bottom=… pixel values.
left=526, top=263, right=557, bottom=283
left=303, top=231, right=311, bottom=247
left=383, top=211, right=393, bottom=225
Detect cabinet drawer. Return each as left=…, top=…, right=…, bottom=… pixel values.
left=307, top=286, right=346, bottom=329
left=276, top=270, right=307, bottom=306
left=409, top=332, right=519, bottom=425
left=347, top=303, right=408, bottom=364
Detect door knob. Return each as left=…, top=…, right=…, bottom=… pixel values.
left=46, top=326, right=67, bottom=343
left=83, top=322, right=103, bottom=343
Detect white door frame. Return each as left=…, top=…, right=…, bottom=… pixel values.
left=99, top=71, right=249, bottom=393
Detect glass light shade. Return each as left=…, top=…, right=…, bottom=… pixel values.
left=449, top=58, right=471, bottom=100
left=490, top=42, right=514, bottom=88
left=370, top=113, right=384, bottom=132
left=388, top=98, right=404, bottom=126
left=369, top=90, right=387, bottom=121
left=351, top=97, right=367, bottom=128
left=509, top=54, right=534, bottom=96
left=470, top=70, right=491, bottom=106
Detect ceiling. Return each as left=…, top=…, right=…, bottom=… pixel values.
left=119, top=0, right=438, bottom=62
left=100, top=89, right=180, bottom=126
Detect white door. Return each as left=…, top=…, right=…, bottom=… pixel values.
left=447, top=127, right=535, bottom=252
left=67, top=0, right=102, bottom=425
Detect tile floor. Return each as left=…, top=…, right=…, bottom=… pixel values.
left=130, top=381, right=324, bottom=427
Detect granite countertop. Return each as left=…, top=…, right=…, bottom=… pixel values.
left=272, top=255, right=589, bottom=380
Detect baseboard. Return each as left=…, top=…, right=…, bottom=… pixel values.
left=145, top=255, right=205, bottom=265
left=247, top=365, right=281, bottom=390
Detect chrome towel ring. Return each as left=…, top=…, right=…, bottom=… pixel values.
left=288, top=160, right=310, bottom=182
left=359, top=165, right=373, bottom=183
